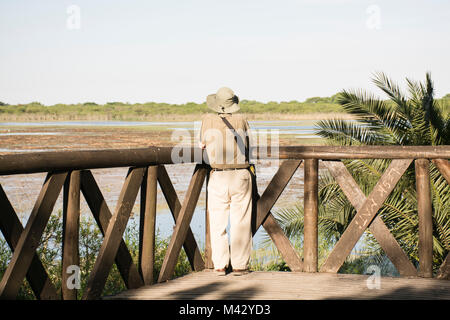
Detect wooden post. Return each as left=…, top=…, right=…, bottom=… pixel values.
left=415, top=159, right=433, bottom=278
left=304, top=159, right=318, bottom=272
left=204, top=169, right=214, bottom=269
left=62, top=171, right=81, bottom=300
left=139, top=166, right=157, bottom=285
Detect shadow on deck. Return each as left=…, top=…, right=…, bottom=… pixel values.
left=105, top=271, right=450, bottom=300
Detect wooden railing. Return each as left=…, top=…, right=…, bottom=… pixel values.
left=0, top=146, right=449, bottom=300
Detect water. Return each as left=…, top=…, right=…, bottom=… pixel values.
left=0, top=148, right=50, bottom=153
left=0, top=132, right=66, bottom=136
left=0, top=121, right=195, bottom=127
left=152, top=208, right=267, bottom=251
left=0, top=119, right=326, bottom=139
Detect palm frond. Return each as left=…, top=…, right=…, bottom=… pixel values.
left=337, top=89, right=408, bottom=143
left=372, top=71, right=409, bottom=116
left=274, top=203, right=304, bottom=239
left=315, top=119, right=388, bottom=145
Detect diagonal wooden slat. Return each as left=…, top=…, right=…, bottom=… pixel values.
left=428, top=159, right=449, bottom=279
left=320, top=159, right=413, bottom=273
left=80, top=170, right=144, bottom=291
left=0, top=172, right=67, bottom=299
left=323, top=161, right=417, bottom=276
left=261, top=214, right=303, bottom=271
left=437, top=254, right=449, bottom=279
left=432, top=159, right=450, bottom=184
left=157, top=164, right=205, bottom=271
left=252, top=160, right=303, bottom=272
left=253, top=160, right=303, bottom=231
left=82, top=167, right=145, bottom=300
left=0, top=185, right=58, bottom=300
left=158, top=164, right=207, bottom=283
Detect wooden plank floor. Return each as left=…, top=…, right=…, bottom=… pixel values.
left=105, top=271, right=450, bottom=300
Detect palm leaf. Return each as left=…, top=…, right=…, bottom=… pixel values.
left=315, top=119, right=388, bottom=145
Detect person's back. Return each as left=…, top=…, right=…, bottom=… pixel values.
left=199, top=87, right=253, bottom=276
left=200, top=112, right=250, bottom=170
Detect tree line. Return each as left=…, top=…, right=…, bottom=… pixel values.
left=0, top=93, right=448, bottom=119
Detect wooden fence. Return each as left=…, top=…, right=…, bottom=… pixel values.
left=0, top=146, right=449, bottom=299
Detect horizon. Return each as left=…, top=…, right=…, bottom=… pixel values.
left=1, top=1, right=450, bottom=105
left=2, top=91, right=450, bottom=107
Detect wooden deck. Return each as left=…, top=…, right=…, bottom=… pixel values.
left=106, top=271, right=450, bottom=300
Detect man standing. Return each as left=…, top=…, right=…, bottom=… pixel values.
left=199, top=87, right=252, bottom=276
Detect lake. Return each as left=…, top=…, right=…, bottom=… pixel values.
left=0, top=119, right=323, bottom=139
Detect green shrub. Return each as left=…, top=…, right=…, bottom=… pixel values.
left=0, top=212, right=192, bottom=299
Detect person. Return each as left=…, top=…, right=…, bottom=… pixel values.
left=199, top=87, right=252, bottom=276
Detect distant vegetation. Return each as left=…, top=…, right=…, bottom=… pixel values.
left=0, top=91, right=448, bottom=122
left=0, top=93, right=448, bottom=122
left=0, top=99, right=342, bottom=121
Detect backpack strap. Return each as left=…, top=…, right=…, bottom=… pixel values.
left=220, top=116, right=249, bottom=163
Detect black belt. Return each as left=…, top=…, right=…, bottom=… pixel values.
left=211, top=167, right=248, bottom=172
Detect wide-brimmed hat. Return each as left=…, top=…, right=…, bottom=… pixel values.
left=206, top=87, right=240, bottom=113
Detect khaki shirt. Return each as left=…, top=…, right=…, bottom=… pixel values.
left=200, top=113, right=251, bottom=169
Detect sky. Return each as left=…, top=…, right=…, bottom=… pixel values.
left=0, top=0, right=449, bottom=105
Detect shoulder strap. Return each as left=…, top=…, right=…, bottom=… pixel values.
left=220, top=116, right=249, bottom=162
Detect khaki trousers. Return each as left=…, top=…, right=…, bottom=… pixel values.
left=207, top=168, right=253, bottom=270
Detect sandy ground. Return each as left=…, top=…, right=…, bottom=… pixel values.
left=0, top=127, right=175, bottom=153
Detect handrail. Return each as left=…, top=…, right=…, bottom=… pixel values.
left=0, top=145, right=449, bottom=300
left=274, top=145, right=450, bottom=159
left=0, top=145, right=449, bottom=175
